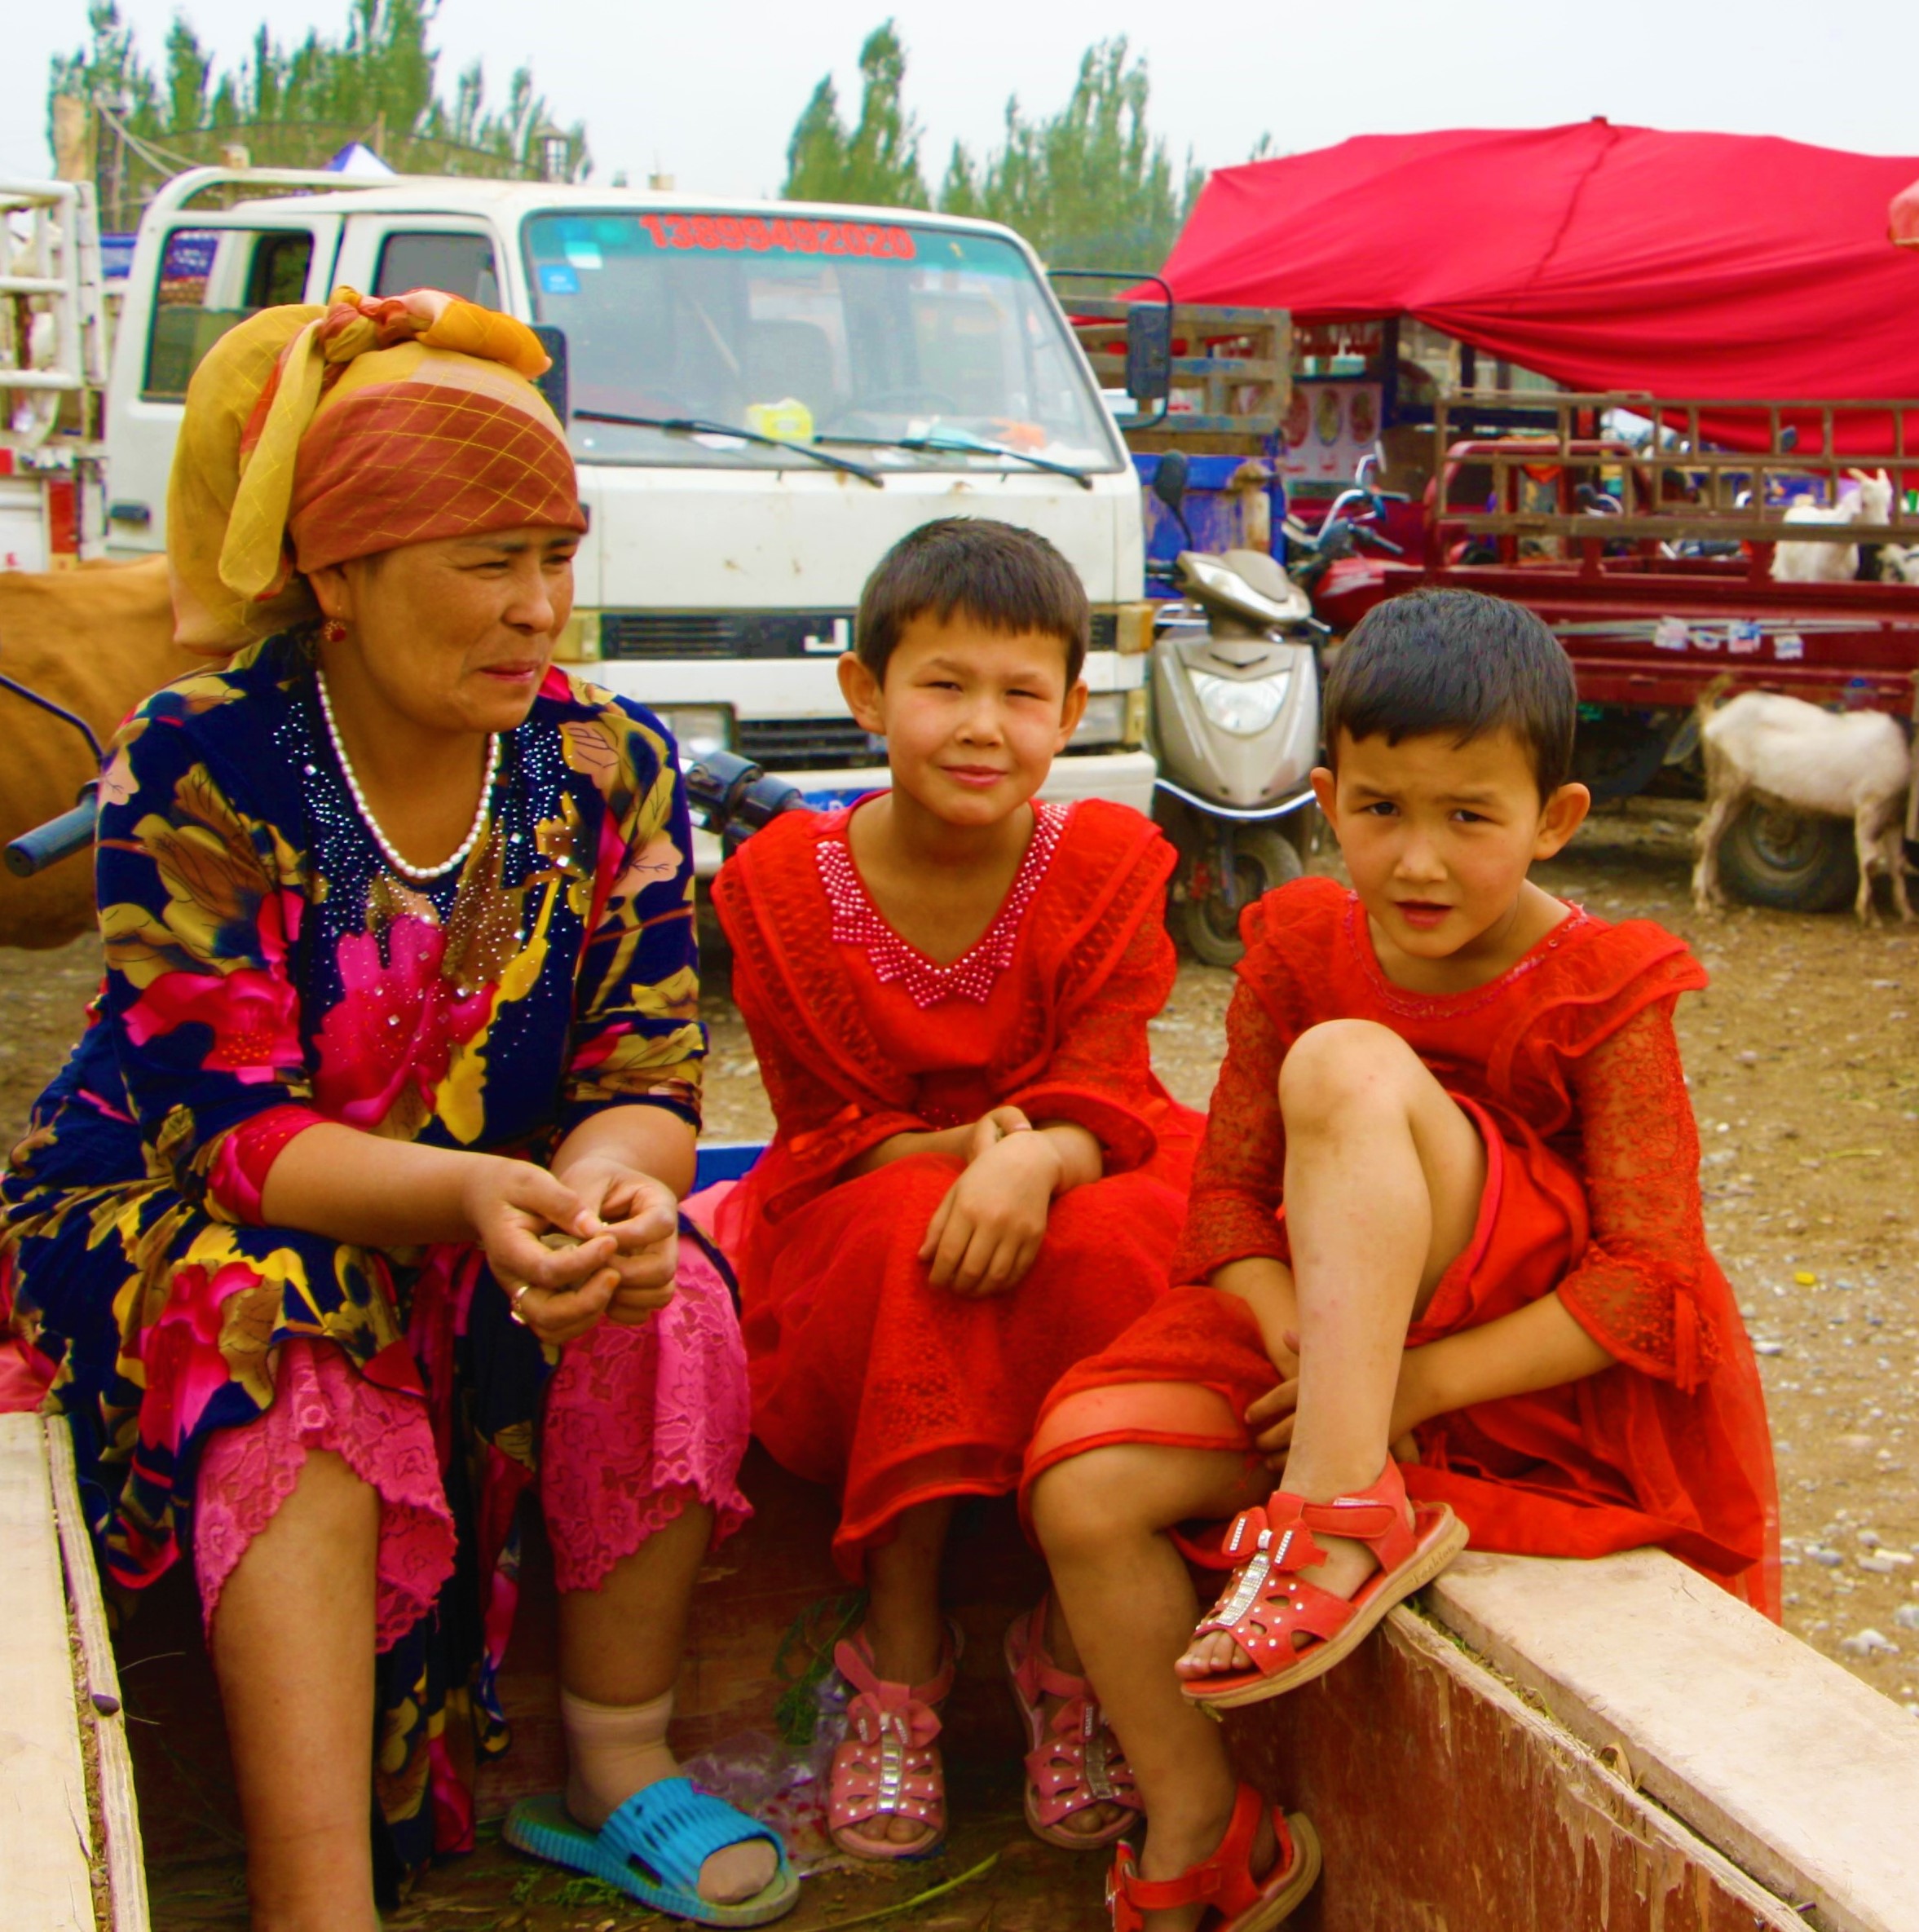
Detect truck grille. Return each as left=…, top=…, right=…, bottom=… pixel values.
left=600, top=611, right=853, bottom=659
left=599, top=609, right=1119, bottom=659
left=738, top=718, right=885, bottom=770
left=601, top=613, right=736, bottom=657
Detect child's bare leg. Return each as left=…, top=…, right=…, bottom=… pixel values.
left=1034, top=1442, right=1275, bottom=1932
left=862, top=1496, right=956, bottom=1846
left=1035, top=1599, right=1130, bottom=1838
left=1181, top=1018, right=1484, bottom=1680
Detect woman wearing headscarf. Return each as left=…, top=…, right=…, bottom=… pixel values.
left=0, top=289, right=795, bottom=1930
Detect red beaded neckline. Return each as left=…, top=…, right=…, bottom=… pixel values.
left=1343, top=889, right=1595, bottom=1019
left=816, top=802, right=1069, bottom=1008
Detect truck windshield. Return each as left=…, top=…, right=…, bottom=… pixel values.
left=523, top=210, right=1123, bottom=474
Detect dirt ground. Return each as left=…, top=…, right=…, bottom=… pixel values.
left=2, top=793, right=1916, bottom=1789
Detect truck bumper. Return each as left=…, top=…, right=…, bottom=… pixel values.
left=687, top=749, right=1159, bottom=877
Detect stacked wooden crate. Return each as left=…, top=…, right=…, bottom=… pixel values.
left=1065, top=298, right=1290, bottom=455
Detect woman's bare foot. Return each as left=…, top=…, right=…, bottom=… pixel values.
left=695, top=1835, right=781, bottom=1904
left=1135, top=1797, right=1277, bottom=1932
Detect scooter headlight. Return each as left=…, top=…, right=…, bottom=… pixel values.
left=1190, top=669, right=1292, bottom=738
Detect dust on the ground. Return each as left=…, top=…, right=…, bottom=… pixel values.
left=6, top=795, right=1917, bottom=1714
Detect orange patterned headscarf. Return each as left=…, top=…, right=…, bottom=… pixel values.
left=168, top=288, right=586, bottom=651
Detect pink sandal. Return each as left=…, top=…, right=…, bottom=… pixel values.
left=1107, top=1782, right=1320, bottom=1931
left=1005, top=1599, right=1141, bottom=1851
left=1181, top=1459, right=1467, bottom=1711
left=827, top=1625, right=959, bottom=1860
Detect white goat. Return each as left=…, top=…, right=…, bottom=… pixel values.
left=1874, top=541, right=1919, bottom=585
left=1770, top=470, right=1895, bottom=584
left=1692, top=689, right=1912, bottom=924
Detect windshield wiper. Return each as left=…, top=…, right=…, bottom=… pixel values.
left=821, top=426, right=1093, bottom=490
left=574, top=410, right=885, bottom=487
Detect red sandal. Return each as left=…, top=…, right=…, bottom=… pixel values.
left=1107, top=1782, right=1319, bottom=1932
left=827, top=1625, right=959, bottom=1861
left=1005, top=1598, right=1141, bottom=1851
left=1181, top=1459, right=1467, bottom=1712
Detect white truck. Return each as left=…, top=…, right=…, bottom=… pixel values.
left=99, top=168, right=1158, bottom=870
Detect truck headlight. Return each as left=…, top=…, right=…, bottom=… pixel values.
left=1070, top=692, right=1127, bottom=750
left=658, top=707, right=733, bottom=762
left=1190, top=670, right=1292, bottom=738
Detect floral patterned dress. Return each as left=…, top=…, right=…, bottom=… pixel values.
left=0, top=629, right=735, bottom=1872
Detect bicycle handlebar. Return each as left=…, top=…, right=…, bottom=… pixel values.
left=6, top=785, right=98, bottom=879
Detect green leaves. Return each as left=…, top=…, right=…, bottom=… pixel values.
left=783, top=24, right=1204, bottom=270
left=783, top=21, right=932, bottom=212
left=46, top=0, right=590, bottom=214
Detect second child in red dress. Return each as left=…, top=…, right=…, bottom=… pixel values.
left=1023, top=589, right=1777, bottom=1932
left=712, top=519, right=1204, bottom=1863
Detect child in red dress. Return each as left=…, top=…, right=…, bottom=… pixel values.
left=1023, top=589, right=1778, bottom=1932
left=712, top=519, right=1203, bottom=1863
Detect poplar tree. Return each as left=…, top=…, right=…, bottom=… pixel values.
left=782, top=21, right=930, bottom=210
left=783, top=25, right=1203, bottom=267
left=942, top=39, right=1202, bottom=268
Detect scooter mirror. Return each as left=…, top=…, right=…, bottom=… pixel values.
left=1151, top=449, right=1190, bottom=514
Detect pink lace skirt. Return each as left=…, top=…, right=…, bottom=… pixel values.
left=194, top=1236, right=752, bottom=1645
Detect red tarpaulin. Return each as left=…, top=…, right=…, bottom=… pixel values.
left=1162, top=122, right=1919, bottom=410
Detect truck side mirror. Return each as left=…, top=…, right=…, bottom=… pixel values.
left=1126, top=302, right=1172, bottom=406
left=530, top=324, right=570, bottom=423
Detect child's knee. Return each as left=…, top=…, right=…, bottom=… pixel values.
left=1030, top=1446, right=1155, bottom=1556
left=1279, top=1017, right=1419, bottom=1127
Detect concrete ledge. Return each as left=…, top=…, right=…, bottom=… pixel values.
left=0, top=1411, right=96, bottom=1930
left=1427, top=1549, right=1919, bottom=1932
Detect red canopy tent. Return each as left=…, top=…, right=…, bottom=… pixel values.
left=1160, top=122, right=1919, bottom=413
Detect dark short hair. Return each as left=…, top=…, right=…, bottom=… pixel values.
left=1323, top=588, right=1577, bottom=796
left=856, top=518, right=1089, bottom=686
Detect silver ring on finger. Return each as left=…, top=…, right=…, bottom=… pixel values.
left=509, top=1283, right=533, bottom=1327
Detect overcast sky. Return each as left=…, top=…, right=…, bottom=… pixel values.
left=7, top=0, right=1917, bottom=202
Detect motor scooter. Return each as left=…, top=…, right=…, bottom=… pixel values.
left=1145, top=452, right=1326, bottom=965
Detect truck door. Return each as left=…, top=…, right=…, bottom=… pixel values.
left=331, top=218, right=503, bottom=310
left=105, top=210, right=342, bottom=555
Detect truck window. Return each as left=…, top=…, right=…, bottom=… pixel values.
left=523, top=212, right=1123, bottom=474
left=374, top=232, right=500, bottom=307
left=143, top=227, right=315, bottom=401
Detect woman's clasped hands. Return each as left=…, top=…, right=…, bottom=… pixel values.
left=461, top=1152, right=680, bottom=1346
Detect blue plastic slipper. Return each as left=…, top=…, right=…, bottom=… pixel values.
left=504, top=1778, right=799, bottom=1926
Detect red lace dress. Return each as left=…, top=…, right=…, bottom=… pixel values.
left=712, top=798, right=1203, bottom=1577
left=1024, top=876, right=1780, bottom=1617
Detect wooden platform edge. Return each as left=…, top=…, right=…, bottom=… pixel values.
left=44, top=1417, right=152, bottom=1932
left=0, top=1410, right=97, bottom=1931
left=1383, top=1603, right=1807, bottom=1930
left=1427, top=1550, right=1919, bottom=1932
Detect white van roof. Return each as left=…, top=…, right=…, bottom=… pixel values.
left=210, top=172, right=1026, bottom=245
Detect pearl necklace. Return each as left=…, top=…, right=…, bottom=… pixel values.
left=315, top=670, right=500, bottom=883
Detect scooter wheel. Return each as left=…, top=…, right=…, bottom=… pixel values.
left=1176, top=827, right=1304, bottom=967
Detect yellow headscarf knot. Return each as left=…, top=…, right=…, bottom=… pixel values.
left=169, top=287, right=576, bottom=653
